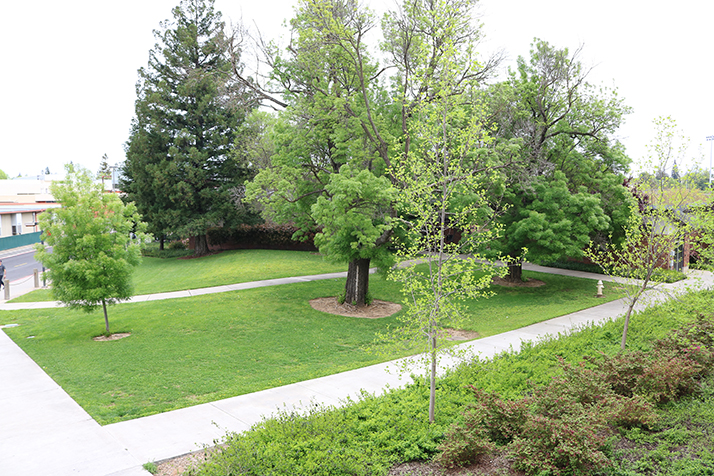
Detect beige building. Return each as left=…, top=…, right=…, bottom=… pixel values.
left=0, top=176, right=60, bottom=204
left=0, top=178, right=61, bottom=248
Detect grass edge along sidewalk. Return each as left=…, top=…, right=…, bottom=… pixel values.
left=103, top=282, right=638, bottom=467
left=6, top=249, right=348, bottom=303
left=0, top=269, right=629, bottom=425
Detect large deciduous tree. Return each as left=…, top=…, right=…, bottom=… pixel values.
left=246, top=0, right=395, bottom=306
left=122, top=0, right=256, bottom=255
left=486, top=39, right=631, bottom=281
left=35, top=164, right=149, bottom=335
left=245, top=0, right=499, bottom=305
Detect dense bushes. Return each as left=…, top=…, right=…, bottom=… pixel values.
left=189, top=291, right=714, bottom=476
left=141, top=241, right=194, bottom=258
left=206, top=224, right=318, bottom=251
left=438, top=309, right=714, bottom=474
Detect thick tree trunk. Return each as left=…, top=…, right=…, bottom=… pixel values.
left=102, top=299, right=110, bottom=334
left=194, top=234, right=209, bottom=256
left=506, top=261, right=523, bottom=282
left=344, top=258, right=370, bottom=306
left=159, top=236, right=165, bottom=251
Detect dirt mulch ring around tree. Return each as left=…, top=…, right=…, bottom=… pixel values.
left=491, top=276, right=545, bottom=288
left=92, top=333, right=131, bottom=342
left=309, top=297, right=402, bottom=318
left=309, top=298, right=479, bottom=342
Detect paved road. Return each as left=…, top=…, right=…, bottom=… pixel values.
left=1, top=249, right=45, bottom=281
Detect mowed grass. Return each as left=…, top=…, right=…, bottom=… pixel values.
left=1, top=269, right=624, bottom=425
left=133, top=249, right=347, bottom=294
left=462, top=275, right=620, bottom=337
left=10, top=249, right=346, bottom=302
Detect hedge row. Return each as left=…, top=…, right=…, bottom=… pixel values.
left=206, top=224, right=319, bottom=252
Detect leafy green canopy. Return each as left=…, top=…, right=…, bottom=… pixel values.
left=35, top=165, right=148, bottom=318
left=246, top=0, right=396, bottom=280
left=246, top=0, right=497, bottom=270
left=485, top=39, right=632, bottom=275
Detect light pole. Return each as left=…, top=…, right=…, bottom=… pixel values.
left=707, top=135, right=714, bottom=188
left=107, top=164, right=118, bottom=191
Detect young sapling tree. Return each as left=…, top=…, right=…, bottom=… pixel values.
left=36, top=164, right=149, bottom=335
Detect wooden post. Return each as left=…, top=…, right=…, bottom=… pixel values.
left=3, top=282, right=9, bottom=300
left=34, top=269, right=40, bottom=288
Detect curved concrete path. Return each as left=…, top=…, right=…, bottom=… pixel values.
left=1, top=262, right=712, bottom=476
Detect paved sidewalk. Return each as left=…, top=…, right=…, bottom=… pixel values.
left=0, top=270, right=362, bottom=309
left=0, top=244, right=38, bottom=260
left=1, top=266, right=712, bottom=475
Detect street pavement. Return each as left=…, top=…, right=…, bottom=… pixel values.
left=1, top=247, right=712, bottom=476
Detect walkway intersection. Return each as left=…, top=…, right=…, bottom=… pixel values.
left=1, top=254, right=712, bottom=475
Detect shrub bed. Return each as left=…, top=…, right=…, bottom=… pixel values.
left=207, top=224, right=319, bottom=252
left=140, top=241, right=194, bottom=258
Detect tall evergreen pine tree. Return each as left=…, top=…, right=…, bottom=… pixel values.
left=123, top=0, right=255, bottom=254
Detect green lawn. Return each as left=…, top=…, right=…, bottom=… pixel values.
left=1, top=268, right=623, bottom=425
left=10, top=249, right=346, bottom=302
left=462, top=275, right=619, bottom=337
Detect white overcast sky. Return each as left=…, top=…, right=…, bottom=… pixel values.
left=1, top=0, right=712, bottom=180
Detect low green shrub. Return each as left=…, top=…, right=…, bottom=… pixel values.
left=141, top=241, right=194, bottom=258
left=194, top=388, right=445, bottom=476
left=436, top=420, right=495, bottom=469
left=206, top=224, right=318, bottom=251
left=167, top=240, right=186, bottom=250
left=198, top=405, right=390, bottom=476
left=650, top=268, right=687, bottom=283
left=438, top=307, right=714, bottom=474
left=634, top=354, right=704, bottom=404
left=654, top=311, right=714, bottom=368
left=543, top=260, right=605, bottom=274
left=142, top=462, right=158, bottom=474
left=509, top=411, right=612, bottom=476
left=583, top=351, right=647, bottom=398
left=468, top=387, right=528, bottom=445
left=608, top=394, right=659, bottom=429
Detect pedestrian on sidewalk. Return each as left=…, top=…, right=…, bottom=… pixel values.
left=0, top=259, right=6, bottom=289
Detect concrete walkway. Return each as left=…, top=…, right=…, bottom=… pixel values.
left=1, top=261, right=712, bottom=475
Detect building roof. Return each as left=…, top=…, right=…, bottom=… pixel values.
left=0, top=204, right=61, bottom=215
